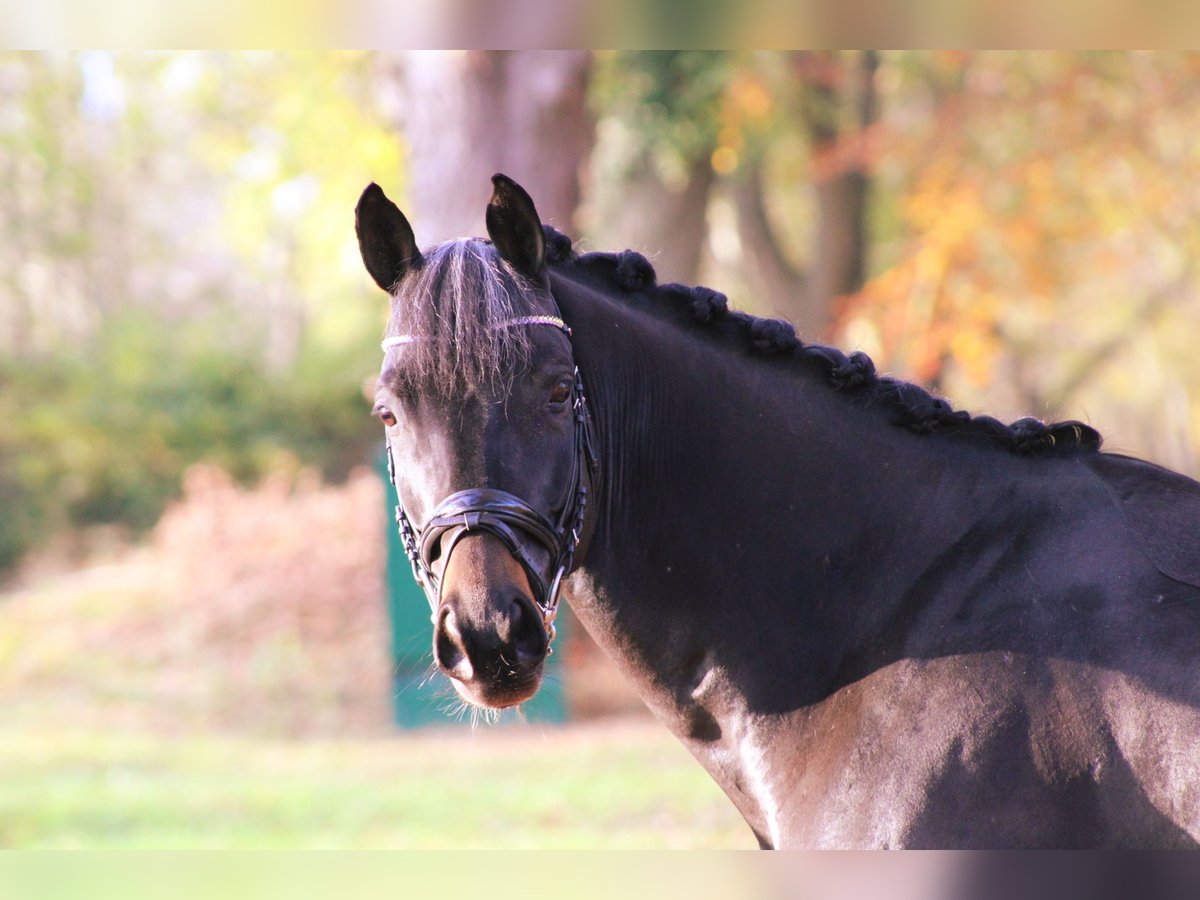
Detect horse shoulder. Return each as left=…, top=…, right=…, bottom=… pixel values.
left=1082, top=453, right=1200, bottom=589
left=773, top=654, right=1198, bottom=847
left=770, top=655, right=1074, bottom=847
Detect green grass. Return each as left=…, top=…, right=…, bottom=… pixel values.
left=0, top=721, right=754, bottom=849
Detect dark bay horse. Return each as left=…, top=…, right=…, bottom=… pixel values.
left=356, top=174, right=1200, bottom=848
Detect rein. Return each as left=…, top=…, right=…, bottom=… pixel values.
left=381, top=314, right=597, bottom=652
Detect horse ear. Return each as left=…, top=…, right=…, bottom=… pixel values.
left=355, top=183, right=421, bottom=293
left=486, top=173, right=545, bottom=280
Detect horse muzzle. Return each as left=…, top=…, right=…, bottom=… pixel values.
left=432, top=531, right=549, bottom=708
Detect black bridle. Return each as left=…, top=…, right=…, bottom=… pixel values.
left=382, top=315, right=597, bottom=652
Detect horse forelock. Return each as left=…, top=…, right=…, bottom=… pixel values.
left=542, top=225, right=1102, bottom=458
left=385, top=239, right=536, bottom=396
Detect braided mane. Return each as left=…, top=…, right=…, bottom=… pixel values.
left=543, top=226, right=1101, bottom=458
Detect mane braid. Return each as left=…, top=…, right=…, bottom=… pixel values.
left=384, top=240, right=537, bottom=397
left=542, top=226, right=1102, bottom=458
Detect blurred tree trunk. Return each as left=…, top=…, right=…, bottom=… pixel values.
left=804, top=50, right=877, bottom=334
left=734, top=50, right=878, bottom=339
left=382, top=51, right=594, bottom=242
left=601, top=149, right=716, bottom=285
left=585, top=51, right=734, bottom=286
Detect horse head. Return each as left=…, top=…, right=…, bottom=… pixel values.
left=357, top=175, right=592, bottom=710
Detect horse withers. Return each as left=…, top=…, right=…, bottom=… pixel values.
left=357, top=174, right=1200, bottom=848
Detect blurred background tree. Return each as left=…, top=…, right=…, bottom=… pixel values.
left=377, top=50, right=593, bottom=240
left=2, top=50, right=1200, bottom=578
left=0, top=52, right=397, bottom=569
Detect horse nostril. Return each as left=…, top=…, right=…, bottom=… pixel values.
left=511, top=597, right=548, bottom=668
left=434, top=607, right=473, bottom=681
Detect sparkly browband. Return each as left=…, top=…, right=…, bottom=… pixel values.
left=381, top=315, right=571, bottom=352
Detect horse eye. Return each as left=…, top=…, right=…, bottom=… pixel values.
left=549, top=381, right=572, bottom=406
left=377, top=407, right=397, bottom=427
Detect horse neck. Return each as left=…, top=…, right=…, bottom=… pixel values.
left=554, top=273, right=1036, bottom=711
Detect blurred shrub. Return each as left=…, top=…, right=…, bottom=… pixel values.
left=0, top=311, right=377, bottom=573
left=0, top=463, right=390, bottom=735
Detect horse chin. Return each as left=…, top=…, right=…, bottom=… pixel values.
left=451, top=668, right=543, bottom=711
